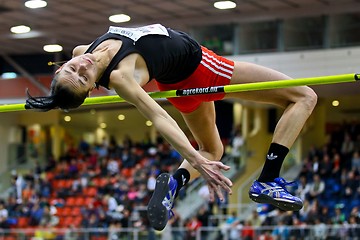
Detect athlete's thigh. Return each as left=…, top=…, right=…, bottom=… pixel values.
left=224, top=61, right=310, bottom=107
left=181, top=101, right=223, bottom=156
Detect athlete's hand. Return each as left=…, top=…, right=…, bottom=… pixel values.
left=193, top=159, right=233, bottom=202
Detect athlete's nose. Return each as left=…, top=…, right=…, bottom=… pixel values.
left=78, top=62, right=88, bottom=72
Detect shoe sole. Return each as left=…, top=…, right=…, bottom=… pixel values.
left=249, top=193, right=303, bottom=211
left=147, top=173, right=171, bottom=231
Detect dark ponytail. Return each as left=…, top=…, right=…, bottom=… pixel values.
left=25, top=92, right=59, bottom=111
left=25, top=74, right=88, bottom=112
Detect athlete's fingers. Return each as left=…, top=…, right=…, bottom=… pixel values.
left=209, top=161, right=231, bottom=171
left=214, top=184, right=224, bottom=201
left=215, top=175, right=232, bottom=194
left=211, top=169, right=233, bottom=189
left=208, top=184, right=215, bottom=202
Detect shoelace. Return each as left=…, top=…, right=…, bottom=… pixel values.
left=162, top=189, right=176, bottom=219
left=274, top=177, right=298, bottom=192
left=162, top=200, right=175, bottom=219
left=168, top=209, right=174, bottom=219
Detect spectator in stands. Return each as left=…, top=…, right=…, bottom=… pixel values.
left=304, top=200, right=321, bottom=224
left=78, top=137, right=90, bottom=155
left=241, top=220, right=255, bottom=240
left=29, top=202, right=44, bottom=226
left=318, top=206, right=331, bottom=224
left=223, top=211, right=241, bottom=240
left=306, top=174, right=325, bottom=202
left=347, top=215, right=360, bottom=239
left=107, top=157, right=119, bottom=176
left=271, top=219, right=290, bottom=240
left=295, top=175, right=310, bottom=201
left=168, top=209, right=183, bottom=240
left=230, top=128, right=245, bottom=168
left=332, top=153, right=342, bottom=178
left=0, top=200, right=9, bottom=228
left=341, top=132, right=355, bottom=168
left=313, top=218, right=327, bottom=240
left=196, top=205, right=211, bottom=239
left=39, top=205, right=58, bottom=227
left=351, top=150, right=360, bottom=172
left=349, top=206, right=360, bottom=222
left=247, top=209, right=263, bottom=228
left=185, top=215, right=202, bottom=240
left=64, top=224, right=79, bottom=240
left=319, top=153, right=333, bottom=179
left=332, top=205, right=346, bottom=224
left=340, top=170, right=359, bottom=200
left=146, top=173, right=157, bottom=194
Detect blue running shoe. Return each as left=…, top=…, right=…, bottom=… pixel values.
left=249, top=177, right=303, bottom=211
left=147, top=173, right=177, bottom=231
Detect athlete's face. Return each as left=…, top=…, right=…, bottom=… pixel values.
left=56, top=53, right=98, bottom=95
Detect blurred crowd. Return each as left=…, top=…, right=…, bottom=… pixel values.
left=0, top=120, right=359, bottom=240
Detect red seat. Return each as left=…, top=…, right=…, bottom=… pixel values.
left=92, top=177, right=101, bottom=187
left=60, top=216, right=74, bottom=228
left=84, top=187, right=97, bottom=197
left=46, top=172, right=55, bottom=181
left=74, top=197, right=85, bottom=206
left=61, top=207, right=72, bottom=217
left=17, top=217, right=29, bottom=228
left=72, top=216, right=83, bottom=227
left=84, top=197, right=94, bottom=206
left=66, top=197, right=75, bottom=206
left=65, top=179, right=74, bottom=188
left=71, top=207, right=82, bottom=216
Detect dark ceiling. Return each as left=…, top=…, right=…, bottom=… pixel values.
left=0, top=0, right=359, bottom=55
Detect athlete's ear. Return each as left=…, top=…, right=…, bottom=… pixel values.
left=88, top=83, right=97, bottom=96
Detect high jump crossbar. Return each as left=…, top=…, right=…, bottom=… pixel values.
left=0, top=73, right=358, bottom=113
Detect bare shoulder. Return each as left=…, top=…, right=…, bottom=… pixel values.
left=110, top=53, right=150, bottom=87
left=72, top=45, right=90, bottom=57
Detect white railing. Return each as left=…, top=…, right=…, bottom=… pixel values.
left=1, top=224, right=360, bottom=240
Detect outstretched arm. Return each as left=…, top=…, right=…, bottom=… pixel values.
left=109, top=65, right=232, bottom=199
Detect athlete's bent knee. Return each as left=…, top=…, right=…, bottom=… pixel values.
left=301, top=87, right=318, bottom=113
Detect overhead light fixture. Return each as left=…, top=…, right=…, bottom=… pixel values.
left=64, top=116, right=71, bottom=122
left=1, top=72, right=18, bottom=79
left=43, top=44, right=63, bottom=53
left=118, top=114, right=125, bottom=121
left=145, top=120, right=153, bottom=127
left=11, top=31, right=42, bottom=39
left=10, top=25, right=31, bottom=34
left=332, top=100, right=340, bottom=107
left=109, top=14, right=131, bottom=23
left=214, top=1, right=236, bottom=10
left=99, top=123, right=107, bottom=129
left=25, top=0, right=47, bottom=9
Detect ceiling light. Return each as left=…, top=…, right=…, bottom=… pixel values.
left=64, top=116, right=71, bottom=122
left=145, top=120, right=153, bottom=127
left=43, top=44, right=63, bottom=53
left=1, top=72, right=17, bottom=79
left=100, top=123, right=107, bottom=129
left=11, top=31, right=42, bottom=39
left=109, top=14, right=131, bottom=23
left=25, top=0, right=47, bottom=9
left=214, top=1, right=236, bottom=10
left=10, top=25, right=31, bottom=34
left=332, top=100, right=340, bottom=107
left=118, top=114, right=125, bottom=121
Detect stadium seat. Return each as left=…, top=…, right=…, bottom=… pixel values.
left=16, top=217, right=29, bottom=228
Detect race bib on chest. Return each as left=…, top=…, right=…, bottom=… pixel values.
left=108, top=24, right=169, bottom=42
